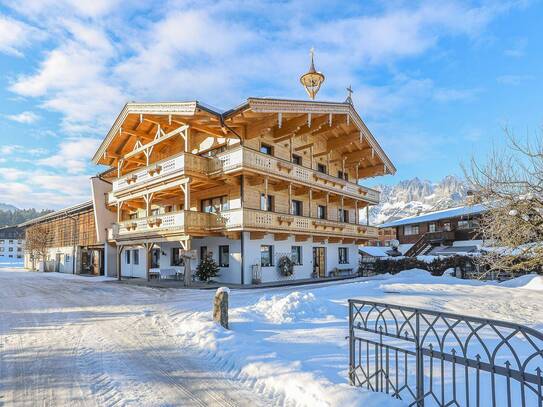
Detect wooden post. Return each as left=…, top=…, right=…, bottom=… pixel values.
left=182, top=238, right=192, bottom=286
left=341, top=196, right=344, bottom=222
left=117, top=245, right=124, bottom=281
left=264, top=176, right=269, bottom=210
left=309, top=145, right=314, bottom=170
left=355, top=201, right=359, bottom=225
left=288, top=183, right=292, bottom=215
left=180, top=178, right=191, bottom=211
left=145, top=242, right=154, bottom=282
left=309, top=189, right=313, bottom=218
left=326, top=193, right=330, bottom=220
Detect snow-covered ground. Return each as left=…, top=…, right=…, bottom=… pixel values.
left=1, top=264, right=542, bottom=406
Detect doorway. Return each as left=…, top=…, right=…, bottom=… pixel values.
left=312, top=247, right=326, bottom=278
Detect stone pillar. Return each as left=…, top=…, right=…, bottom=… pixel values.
left=213, top=287, right=229, bottom=329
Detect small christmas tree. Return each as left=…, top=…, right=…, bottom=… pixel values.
left=196, top=253, right=220, bottom=282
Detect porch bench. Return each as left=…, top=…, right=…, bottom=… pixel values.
left=329, top=267, right=354, bottom=277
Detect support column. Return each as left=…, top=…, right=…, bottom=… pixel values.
left=308, top=189, right=313, bottom=218
left=341, top=196, right=344, bottom=222
left=309, top=145, right=314, bottom=170
left=117, top=201, right=124, bottom=223
left=180, top=177, right=191, bottom=211
left=326, top=193, right=330, bottom=220
left=185, top=127, right=190, bottom=153
left=143, top=193, right=154, bottom=217
left=288, top=183, right=292, bottom=215
left=366, top=206, right=370, bottom=226
left=355, top=201, right=359, bottom=225
left=181, top=238, right=192, bottom=286
left=144, top=242, right=155, bottom=282
left=117, top=245, right=124, bottom=281
left=264, top=176, right=269, bottom=210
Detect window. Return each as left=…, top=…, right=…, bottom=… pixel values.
left=292, top=154, right=302, bottom=165
left=338, top=209, right=349, bottom=223
left=428, top=223, right=436, bottom=233
left=201, top=196, right=229, bottom=213
left=260, top=194, right=274, bottom=211
left=291, top=200, right=303, bottom=216
left=17, top=247, right=21, bottom=252
left=219, top=245, right=229, bottom=267
left=164, top=205, right=173, bottom=213
left=0, top=248, right=4, bottom=252
left=337, top=170, right=348, bottom=181
left=291, top=246, right=302, bottom=265
left=125, top=250, right=131, bottom=264
left=260, top=143, right=273, bottom=155
left=0, top=240, right=4, bottom=244
left=18, top=240, right=22, bottom=244
left=151, top=208, right=160, bottom=216
left=66, top=255, right=70, bottom=262
left=260, top=245, right=273, bottom=267
left=317, top=205, right=327, bottom=219
left=404, top=225, right=420, bottom=235
left=317, top=163, right=327, bottom=174
left=129, top=213, right=138, bottom=220
left=443, top=222, right=451, bottom=231
left=171, top=248, right=185, bottom=266
left=133, top=250, right=139, bottom=265
left=338, top=247, right=349, bottom=264
left=8, top=240, right=13, bottom=244
left=200, top=246, right=208, bottom=261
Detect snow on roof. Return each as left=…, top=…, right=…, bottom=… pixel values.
left=379, top=203, right=488, bottom=228
left=359, top=246, right=392, bottom=257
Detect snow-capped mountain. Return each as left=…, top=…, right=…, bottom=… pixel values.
left=369, top=176, right=469, bottom=225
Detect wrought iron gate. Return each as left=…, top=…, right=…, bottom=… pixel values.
left=348, top=299, right=543, bottom=406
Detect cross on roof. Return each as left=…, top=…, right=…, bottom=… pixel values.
left=345, top=85, right=353, bottom=104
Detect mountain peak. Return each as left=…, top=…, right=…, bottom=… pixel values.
left=370, top=176, right=468, bottom=225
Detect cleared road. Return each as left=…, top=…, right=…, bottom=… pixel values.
left=0, top=267, right=275, bottom=406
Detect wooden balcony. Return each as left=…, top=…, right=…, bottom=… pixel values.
left=112, top=208, right=378, bottom=242
left=209, top=147, right=380, bottom=203
left=112, top=152, right=209, bottom=195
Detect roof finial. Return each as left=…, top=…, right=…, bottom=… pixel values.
left=345, top=85, right=353, bottom=105
left=300, top=48, right=325, bottom=100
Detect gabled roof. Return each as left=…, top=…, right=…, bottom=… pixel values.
left=19, top=201, right=93, bottom=227
left=379, top=203, right=488, bottom=228
left=92, top=97, right=396, bottom=175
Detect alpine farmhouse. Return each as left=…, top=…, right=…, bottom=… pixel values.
left=91, top=95, right=396, bottom=284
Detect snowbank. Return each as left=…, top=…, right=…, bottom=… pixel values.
left=500, top=274, right=543, bottom=290
left=173, top=268, right=543, bottom=406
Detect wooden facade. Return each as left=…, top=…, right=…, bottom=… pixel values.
left=92, top=98, right=396, bottom=282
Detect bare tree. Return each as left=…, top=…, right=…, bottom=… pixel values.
left=466, top=128, right=543, bottom=277
left=24, top=224, right=52, bottom=271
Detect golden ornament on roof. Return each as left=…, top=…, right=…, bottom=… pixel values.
left=300, top=48, right=325, bottom=100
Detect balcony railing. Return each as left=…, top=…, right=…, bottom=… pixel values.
left=109, top=147, right=380, bottom=204
left=210, top=147, right=380, bottom=203
left=113, top=208, right=378, bottom=240
left=112, top=152, right=209, bottom=193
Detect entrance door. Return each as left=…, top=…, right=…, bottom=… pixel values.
left=55, top=253, right=61, bottom=273
left=313, top=247, right=326, bottom=278
left=91, top=249, right=104, bottom=275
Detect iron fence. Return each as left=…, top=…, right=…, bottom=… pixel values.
left=348, top=299, right=543, bottom=406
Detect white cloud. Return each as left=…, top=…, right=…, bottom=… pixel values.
left=497, top=74, right=533, bottom=86
left=6, top=111, right=40, bottom=123
left=0, top=15, right=41, bottom=56
left=38, top=137, right=101, bottom=174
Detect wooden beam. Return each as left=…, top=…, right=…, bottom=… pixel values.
left=294, top=142, right=314, bottom=152
left=342, top=147, right=372, bottom=163
left=271, top=114, right=308, bottom=139
left=274, top=233, right=289, bottom=241
left=358, top=164, right=385, bottom=178
left=295, top=235, right=310, bottom=242
left=327, top=132, right=360, bottom=150
left=250, top=232, right=266, bottom=240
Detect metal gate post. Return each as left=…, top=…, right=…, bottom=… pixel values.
left=349, top=300, right=355, bottom=385
left=415, top=311, right=425, bottom=406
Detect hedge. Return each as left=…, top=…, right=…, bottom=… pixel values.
left=365, top=255, right=475, bottom=277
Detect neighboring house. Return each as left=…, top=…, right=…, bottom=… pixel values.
left=0, top=226, right=24, bottom=261
left=367, top=227, right=396, bottom=247
left=379, top=204, right=487, bottom=257
left=21, top=201, right=116, bottom=275
left=91, top=97, right=396, bottom=284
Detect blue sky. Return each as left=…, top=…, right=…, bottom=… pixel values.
left=0, top=0, right=541, bottom=209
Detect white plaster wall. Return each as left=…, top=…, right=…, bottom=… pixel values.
left=190, top=236, right=242, bottom=284
left=91, top=177, right=116, bottom=244
left=242, top=232, right=359, bottom=284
